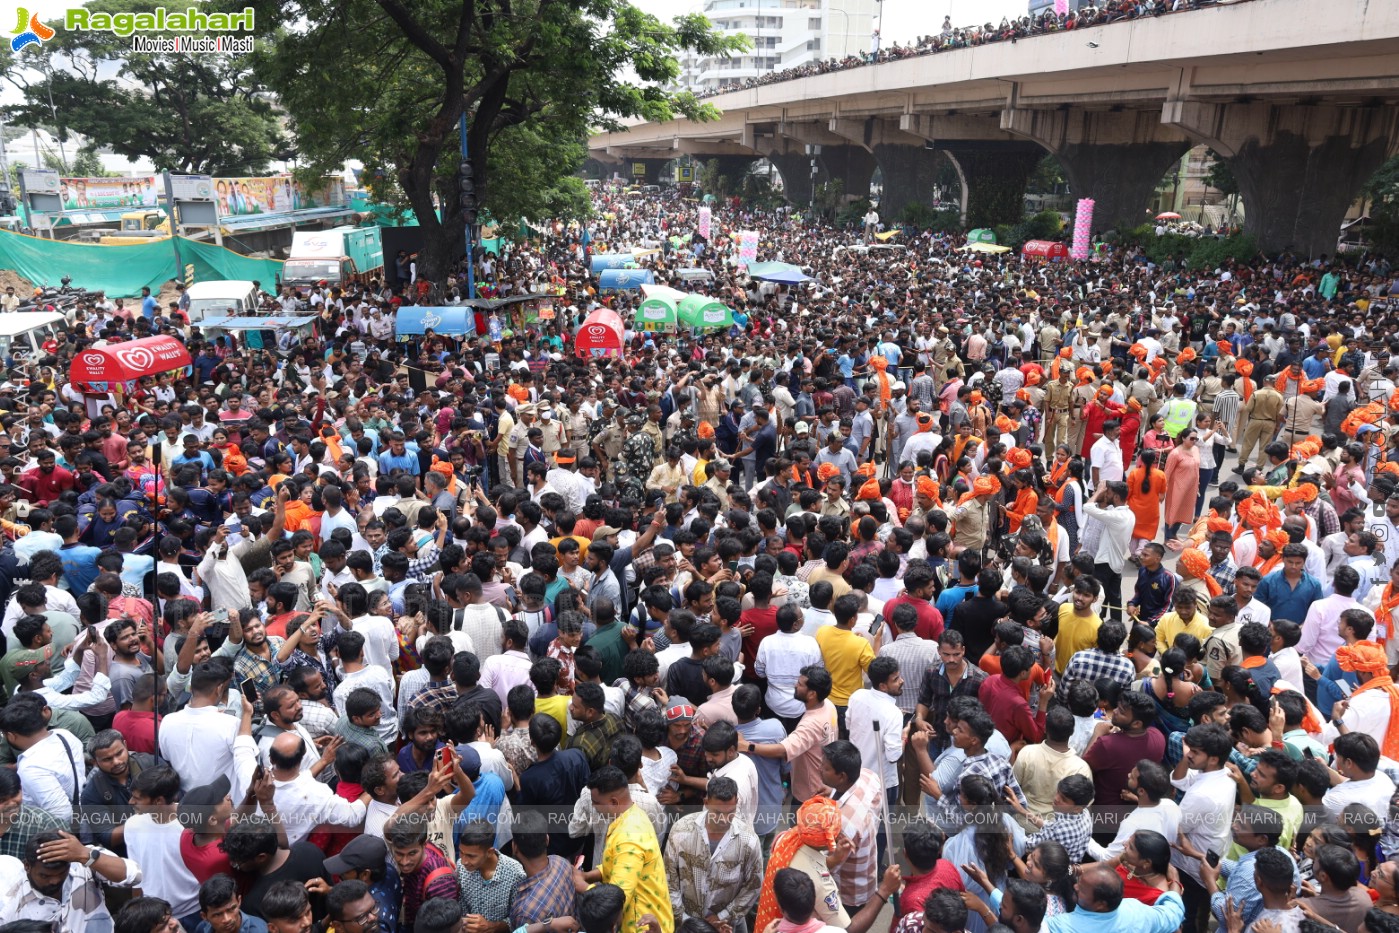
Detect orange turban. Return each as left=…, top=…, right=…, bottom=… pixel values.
left=1264, top=529, right=1290, bottom=551
left=857, top=478, right=882, bottom=501
left=853, top=462, right=876, bottom=481
left=1300, top=379, right=1324, bottom=395
left=996, top=414, right=1017, bottom=434
left=1129, top=343, right=1148, bottom=359
left=697, top=421, right=714, bottom=440
left=1236, top=359, right=1254, bottom=378
left=1177, top=348, right=1197, bottom=365
left=869, top=357, right=889, bottom=373
left=970, top=391, right=984, bottom=404
left=916, top=476, right=939, bottom=501
left=1016, top=389, right=1032, bottom=403
left=1059, top=348, right=1072, bottom=359
left=1377, top=461, right=1399, bottom=478
left=1076, top=367, right=1094, bottom=384
left=1282, top=485, right=1317, bottom=505
left=755, top=796, right=843, bottom=933
left=1389, top=388, right=1399, bottom=413
left=1097, top=385, right=1113, bottom=399
left=430, top=457, right=458, bottom=495
left=1336, top=640, right=1390, bottom=676
left=1216, top=340, right=1233, bottom=357
left=1207, top=517, right=1234, bottom=535
left=816, top=463, right=840, bottom=482
left=1100, top=361, right=1114, bottom=375
left=1179, top=548, right=1222, bottom=597
left=973, top=475, right=1001, bottom=497
left=1008, top=448, right=1033, bottom=470
left=1026, top=371, right=1042, bottom=386
left=1127, top=398, right=1143, bottom=412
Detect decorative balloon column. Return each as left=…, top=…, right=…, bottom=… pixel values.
left=1071, top=198, right=1094, bottom=260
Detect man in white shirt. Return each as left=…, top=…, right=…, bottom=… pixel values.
left=700, top=722, right=760, bottom=828
left=846, top=657, right=903, bottom=797
left=1083, top=481, right=1135, bottom=623
left=1322, top=732, right=1397, bottom=821
left=268, top=731, right=370, bottom=845
left=159, top=661, right=245, bottom=792
left=1088, top=759, right=1181, bottom=860
left=480, top=621, right=534, bottom=706
left=1170, top=723, right=1236, bottom=927
left=755, top=606, right=823, bottom=727
left=2, top=699, right=86, bottom=825
left=124, top=768, right=203, bottom=925
left=1089, top=421, right=1125, bottom=489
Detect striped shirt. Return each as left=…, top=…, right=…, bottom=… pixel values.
left=834, top=769, right=884, bottom=907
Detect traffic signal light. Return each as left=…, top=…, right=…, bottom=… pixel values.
left=458, top=160, right=475, bottom=209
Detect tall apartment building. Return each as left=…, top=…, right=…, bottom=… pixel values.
left=678, top=0, right=879, bottom=92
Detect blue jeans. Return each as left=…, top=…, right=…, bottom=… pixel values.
left=1195, top=465, right=1219, bottom=516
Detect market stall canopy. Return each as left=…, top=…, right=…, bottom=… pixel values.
left=589, top=253, right=636, bottom=273
left=71, top=335, right=191, bottom=393
left=637, top=284, right=685, bottom=331
left=678, top=294, right=735, bottom=329
left=967, top=228, right=997, bottom=244
left=961, top=242, right=1012, bottom=254
left=201, top=315, right=319, bottom=331
left=746, top=261, right=811, bottom=284
left=458, top=294, right=552, bottom=311
left=1022, top=240, right=1070, bottom=260
left=395, top=306, right=475, bottom=337
left=575, top=308, right=625, bottom=358
left=597, top=268, right=654, bottom=291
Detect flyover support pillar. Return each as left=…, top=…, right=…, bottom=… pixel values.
left=872, top=144, right=943, bottom=221
left=1002, top=109, right=1191, bottom=233
left=941, top=142, right=1044, bottom=229
left=1162, top=101, right=1399, bottom=257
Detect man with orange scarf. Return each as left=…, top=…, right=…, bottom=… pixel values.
left=950, top=475, right=998, bottom=552
left=1364, top=559, right=1399, bottom=664
left=753, top=797, right=849, bottom=933
left=1322, top=641, right=1399, bottom=766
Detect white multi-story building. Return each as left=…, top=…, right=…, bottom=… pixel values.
left=678, top=0, right=879, bottom=93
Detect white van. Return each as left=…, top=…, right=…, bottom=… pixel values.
left=185, top=280, right=260, bottom=323
left=0, top=312, right=67, bottom=361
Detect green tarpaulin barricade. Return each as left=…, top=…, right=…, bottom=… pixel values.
left=0, top=229, right=283, bottom=296
left=678, top=294, right=734, bottom=329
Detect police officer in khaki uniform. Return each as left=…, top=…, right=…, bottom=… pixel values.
left=590, top=401, right=625, bottom=480
left=1043, top=370, right=1073, bottom=450
left=1196, top=372, right=1224, bottom=416
left=1236, top=382, right=1285, bottom=472
left=1067, top=378, right=1096, bottom=455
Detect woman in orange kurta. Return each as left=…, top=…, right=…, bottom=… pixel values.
left=1005, top=470, right=1038, bottom=534
left=1163, top=430, right=1202, bottom=541
left=1126, top=449, right=1167, bottom=557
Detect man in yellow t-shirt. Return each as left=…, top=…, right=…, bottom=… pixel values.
left=814, top=593, right=875, bottom=735
left=576, top=766, right=674, bottom=933
left=1054, top=578, right=1103, bottom=675
left=1154, top=588, right=1214, bottom=654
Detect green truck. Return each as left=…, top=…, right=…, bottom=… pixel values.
left=281, top=225, right=384, bottom=293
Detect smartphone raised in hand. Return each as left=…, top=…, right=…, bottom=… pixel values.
left=239, top=678, right=259, bottom=704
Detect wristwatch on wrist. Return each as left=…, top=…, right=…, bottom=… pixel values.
left=86, top=847, right=100, bottom=868
left=747, top=742, right=756, bottom=753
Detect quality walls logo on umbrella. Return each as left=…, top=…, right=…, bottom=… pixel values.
left=10, top=8, right=55, bottom=50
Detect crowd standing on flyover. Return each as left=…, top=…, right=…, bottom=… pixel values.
left=693, top=0, right=1254, bottom=99
left=0, top=175, right=1397, bottom=933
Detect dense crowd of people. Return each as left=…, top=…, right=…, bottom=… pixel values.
left=694, top=0, right=1250, bottom=99
left=0, top=178, right=1396, bottom=933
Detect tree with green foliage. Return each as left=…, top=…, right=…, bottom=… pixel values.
left=0, top=0, right=287, bottom=175
left=254, top=0, right=745, bottom=282
left=1202, top=150, right=1238, bottom=197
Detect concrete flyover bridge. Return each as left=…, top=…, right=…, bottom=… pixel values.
left=590, top=0, right=1399, bottom=256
